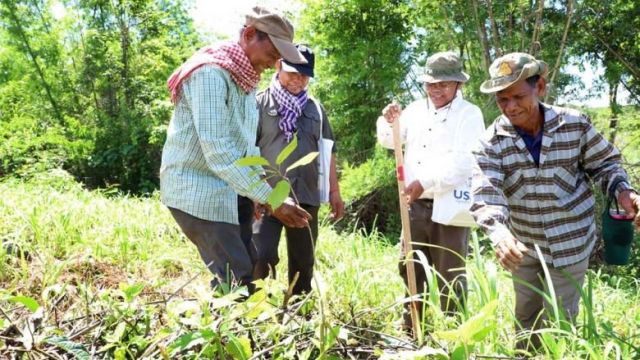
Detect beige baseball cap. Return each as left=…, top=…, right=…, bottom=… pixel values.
left=245, top=6, right=307, bottom=64
left=480, top=52, right=548, bottom=93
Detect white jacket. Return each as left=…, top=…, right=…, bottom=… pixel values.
left=376, top=92, right=485, bottom=199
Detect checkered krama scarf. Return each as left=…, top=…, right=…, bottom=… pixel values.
left=270, top=74, right=308, bottom=142
left=167, top=42, right=259, bottom=103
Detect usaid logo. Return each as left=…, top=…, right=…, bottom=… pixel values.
left=453, top=189, right=470, bottom=201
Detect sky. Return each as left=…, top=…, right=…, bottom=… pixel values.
left=190, top=0, right=300, bottom=40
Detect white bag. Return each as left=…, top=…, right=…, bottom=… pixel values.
left=431, top=118, right=476, bottom=228
left=431, top=175, right=475, bottom=227
left=312, top=99, right=333, bottom=203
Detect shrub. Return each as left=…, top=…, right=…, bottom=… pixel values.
left=338, top=145, right=401, bottom=238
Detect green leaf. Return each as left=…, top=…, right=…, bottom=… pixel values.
left=105, top=322, right=127, bottom=343
left=267, top=180, right=290, bottom=209
left=169, top=332, right=206, bottom=355
left=120, top=283, right=144, bottom=302
left=276, top=133, right=298, bottom=165
left=44, top=336, right=91, bottom=360
left=8, top=296, right=40, bottom=312
left=435, top=300, right=498, bottom=344
left=225, top=335, right=252, bottom=360
left=451, top=345, right=470, bottom=360
left=236, top=156, right=270, bottom=167
left=285, top=152, right=319, bottom=173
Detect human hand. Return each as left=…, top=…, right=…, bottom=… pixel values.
left=254, top=202, right=269, bottom=220
left=402, top=180, right=424, bottom=204
left=382, top=102, right=402, bottom=124
left=618, top=190, right=640, bottom=229
left=495, top=236, right=529, bottom=272
left=272, top=198, right=312, bottom=228
left=329, top=191, right=345, bottom=221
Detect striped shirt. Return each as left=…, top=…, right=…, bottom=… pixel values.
left=471, top=104, right=634, bottom=268
left=160, top=65, right=272, bottom=224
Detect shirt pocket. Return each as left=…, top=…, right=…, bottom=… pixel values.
left=503, top=172, right=527, bottom=200
left=552, top=166, right=578, bottom=200
left=298, top=112, right=321, bottom=141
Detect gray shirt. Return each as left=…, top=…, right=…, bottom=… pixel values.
left=256, top=88, right=336, bottom=206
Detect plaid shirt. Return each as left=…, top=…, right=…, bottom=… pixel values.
left=471, top=104, right=634, bottom=268
left=160, top=65, right=271, bottom=224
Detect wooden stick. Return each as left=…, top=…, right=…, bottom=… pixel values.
left=391, top=117, right=422, bottom=340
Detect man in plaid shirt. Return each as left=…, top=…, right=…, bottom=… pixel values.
left=472, top=53, right=640, bottom=351
left=161, top=7, right=311, bottom=292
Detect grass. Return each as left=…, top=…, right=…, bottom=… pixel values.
left=0, top=170, right=639, bottom=359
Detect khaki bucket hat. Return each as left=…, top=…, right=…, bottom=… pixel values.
left=245, top=6, right=307, bottom=64
left=480, top=52, right=548, bottom=93
left=419, top=51, right=470, bottom=83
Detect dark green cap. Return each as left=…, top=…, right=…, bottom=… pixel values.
left=419, top=51, right=469, bottom=83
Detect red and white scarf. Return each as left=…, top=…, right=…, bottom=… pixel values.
left=167, top=41, right=260, bottom=103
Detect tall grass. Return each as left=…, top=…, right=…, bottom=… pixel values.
left=0, top=171, right=639, bottom=358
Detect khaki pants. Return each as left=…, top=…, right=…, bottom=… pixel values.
left=512, top=253, right=588, bottom=349
left=399, top=199, right=470, bottom=326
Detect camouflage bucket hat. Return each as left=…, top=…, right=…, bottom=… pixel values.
left=419, top=51, right=469, bottom=83
left=480, top=52, right=549, bottom=93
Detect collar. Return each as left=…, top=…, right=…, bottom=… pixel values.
left=494, top=103, right=564, bottom=138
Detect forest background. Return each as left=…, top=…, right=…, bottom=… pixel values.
left=1, top=0, right=639, bottom=233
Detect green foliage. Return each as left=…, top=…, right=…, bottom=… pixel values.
left=267, top=180, right=291, bottom=210
left=276, top=133, right=299, bottom=165
left=1, top=176, right=639, bottom=358
left=0, top=114, right=89, bottom=178
left=570, top=0, right=640, bottom=102
left=338, top=145, right=401, bottom=236
left=236, top=133, right=319, bottom=209
left=44, top=336, right=91, bottom=360
left=299, top=0, right=415, bottom=164
left=0, top=0, right=200, bottom=193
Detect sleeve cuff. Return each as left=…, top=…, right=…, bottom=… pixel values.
left=614, top=181, right=635, bottom=198
left=488, top=227, right=513, bottom=247
left=251, top=182, right=272, bottom=204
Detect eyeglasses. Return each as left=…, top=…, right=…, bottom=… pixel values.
left=425, top=81, right=458, bottom=90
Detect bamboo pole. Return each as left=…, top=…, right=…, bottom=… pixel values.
left=391, top=117, right=421, bottom=340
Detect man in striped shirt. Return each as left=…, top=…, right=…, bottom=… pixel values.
left=472, top=53, right=640, bottom=350
left=160, top=7, right=311, bottom=292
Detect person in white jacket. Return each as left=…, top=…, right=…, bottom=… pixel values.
left=376, top=51, right=485, bottom=326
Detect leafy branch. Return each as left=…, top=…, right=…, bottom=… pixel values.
left=236, top=133, right=318, bottom=209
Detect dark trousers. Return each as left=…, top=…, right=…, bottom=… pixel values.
left=252, top=204, right=319, bottom=295
left=399, top=199, right=470, bottom=326
left=168, top=196, right=256, bottom=291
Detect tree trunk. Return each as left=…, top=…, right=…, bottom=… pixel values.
left=519, top=1, right=527, bottom=51
left=545, top=0, right=574, bottom=103
left=486, top=0, right=502, bottom=57
left=116, top=2, right=133, bottom=110
left=592, top=32, right=640, bottom=80
left=608, top=81, right=620, bottom=143
left=439, top=3, right=456, bottom=49
left=471, top=0, right=491, bottom=72
left=529, top=0, right=544, bottom=55
left=507, top=11, right=514, bottom=52
left=1, top=0, right=63, bottom=123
